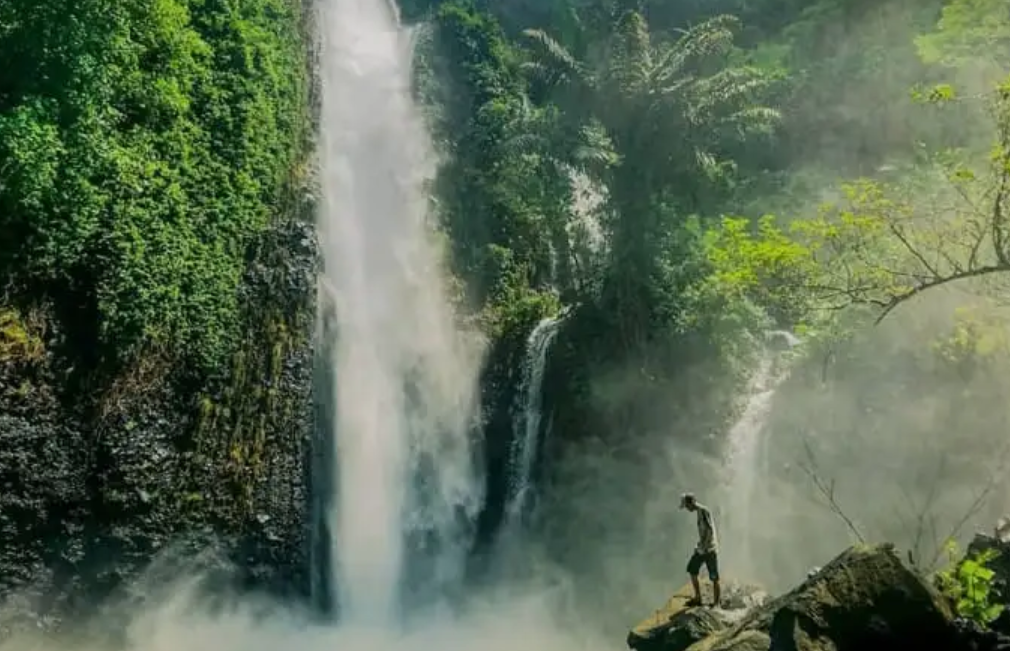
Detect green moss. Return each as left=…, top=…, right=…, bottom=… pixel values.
left=0, top=308, right=44, bottom=363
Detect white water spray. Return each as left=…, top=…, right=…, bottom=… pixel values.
left=317, top=0, right=482, bottom=625
left=505, top=315, right=564, bottom=522
left=718, top=335, right=797, bottom=584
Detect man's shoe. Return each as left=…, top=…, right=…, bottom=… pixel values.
left=685, top=597, right=702, bottom=607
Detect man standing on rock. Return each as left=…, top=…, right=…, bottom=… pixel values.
left=680, top=492, right=721, bottom=607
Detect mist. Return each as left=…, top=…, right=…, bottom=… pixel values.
left=0, top=543, right=624, bottom=651
left=1, top=0, right=1008, bottom=649
left=514, top=0, right=1010, bottom=637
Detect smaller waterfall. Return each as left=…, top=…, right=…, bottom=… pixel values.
left=718, top=332, right=799, bottom=583
left=504, top=315, right=564, bottom=522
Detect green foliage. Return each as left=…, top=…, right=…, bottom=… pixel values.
left=911, top=83, right=959, bottom=103
left=916, top=0, right=1010, bottom=70
left=931, top=306, right=1010, bottom=376
left=937, top=540, right=1006, bottom=625
left=428, top=2, right=565, bottom=304
left=422, top=0, right=1010, bottom=369
left=518, top=10, right=783, bottom=351
left=0, top=0, right=308, bottom=374
left=0, top=308, right=45, bottom=363
left=478, top=245, right=562, bottom=339
left=703, top=215, right=818, bottom=327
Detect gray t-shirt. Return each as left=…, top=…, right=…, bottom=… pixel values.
left=696, top=504, right=718, bottom=553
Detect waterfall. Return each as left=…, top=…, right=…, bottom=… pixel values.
left=717, top=333, right=798, bottom=584
left=504, top=315, right=564, bottom=523
left=317, top=0, right=482, bottom=626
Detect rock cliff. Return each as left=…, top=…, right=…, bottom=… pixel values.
left=628, top=543, right=992, bottom=651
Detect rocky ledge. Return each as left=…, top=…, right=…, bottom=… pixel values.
left=628, top=543, right=1010, bottom=651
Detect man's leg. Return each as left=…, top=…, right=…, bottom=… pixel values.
left=686, top=552, right=703, bottom=604
left=707, top=553, right=721, bottom=607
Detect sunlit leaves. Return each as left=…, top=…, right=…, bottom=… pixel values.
left=910, top=83, right=958, bottom=104
left=703, top=214, right=818, bottom=326
left=937, top=542, right=1005, bottom=625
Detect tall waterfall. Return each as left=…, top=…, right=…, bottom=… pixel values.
left=504, top=315, right=564, bottom=522
left=317, top=0, right=482, bottom=625
left=717, top=332, right=797, bottom=584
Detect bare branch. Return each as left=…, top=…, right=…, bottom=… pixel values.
left=802, top=91, right=1010, bottom=324
left=888, top=220, right=940, bottom=279
left=798, top=438, right=866, bottom=544
left=924, top=442, right=1010, bottom=570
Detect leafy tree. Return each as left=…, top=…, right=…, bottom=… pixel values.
left=703, top=215, right=818, bottom=327
left=916, top=0, right=1010, bottom=72
left=0, top=0, right=307, bottom=375
left=522, top=11, right=779, bottom=349
left=786, top=77, right=1010, bottom=323
left=428, top=1, right=616, bottom=326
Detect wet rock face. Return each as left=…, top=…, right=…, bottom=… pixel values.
left=661, top=609, right=727, bottom=651
left=0, top=215, right=319, bottom=631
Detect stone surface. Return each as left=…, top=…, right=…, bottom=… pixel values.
left=685, top=543, right=959, bottom=651
left=0, top=203, right=319, bottom=632
left=628, top=581, right=766, bottom=651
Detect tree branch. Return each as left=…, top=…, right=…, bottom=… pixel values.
left=924, top=440, right=1010, bottom=570
left=798, top=438, right=866, bottom=544
left=872, top=263, right=1010, bottom=324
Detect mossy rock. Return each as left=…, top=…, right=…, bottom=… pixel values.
left=629, top=582, right=764, bottom=651
left=686, top=543, right=959, bottom=651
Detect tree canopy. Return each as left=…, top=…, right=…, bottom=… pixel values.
left=0, top=0, right=308, bottom=375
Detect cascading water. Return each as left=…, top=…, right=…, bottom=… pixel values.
left=504, top=315, right=564, bottom=523
left=717, top=332, right=798, bottom=584
left=317, top=0, right=482, bottom=626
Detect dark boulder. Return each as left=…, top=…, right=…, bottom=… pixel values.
left=684, top=543, right=959, bottom=651
left=631, top=543, right=971, bottom=651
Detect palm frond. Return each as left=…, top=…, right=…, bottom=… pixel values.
left=694, top=147, right=736, bottom=181
left=717, top=106, right=782, bottom=138
left=572, top=119, right=621, bottom=169
left=683, top=66, right=776, bottom=124
left=606, top=10, right=653, bottom=97
left=522, top=28, right=583, bottom=83
left=657, top=14, right=740, bottom=83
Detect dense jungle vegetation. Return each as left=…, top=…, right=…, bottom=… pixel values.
left=0, top=0, right=316, bottom=612
left=0, top=0, right=310, bottom=380
left=1, top=0, right=1010, bottom=626
left=417, top=0, right=1010, bottom=370
left=412, top=0, right=1010, bottom=440
left=412, top=0, right=1010, bottom=617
